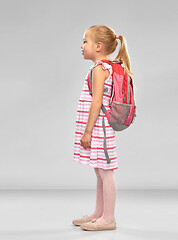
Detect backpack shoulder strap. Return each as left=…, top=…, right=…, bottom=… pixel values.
left=87, top=59, right=118, bottom=164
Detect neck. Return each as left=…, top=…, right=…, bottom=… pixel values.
left=93, top=56, right=110, bottom=64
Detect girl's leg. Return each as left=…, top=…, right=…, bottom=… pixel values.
left=87, top=168, right=104, bottom=219
left=96, top=168, right=117, bottom=224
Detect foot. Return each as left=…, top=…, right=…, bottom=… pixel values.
left=87, top=213, right=102, bottom=219
left=72, top=213, right=101, bottom=226
left=94, top=217, right=116, bottom=225
left=80, top=217, right=116, bottom=231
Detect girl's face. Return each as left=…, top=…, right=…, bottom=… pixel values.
left=80, top=31, right=96, bottom=60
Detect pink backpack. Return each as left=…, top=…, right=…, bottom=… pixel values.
left=87, top=59, right=137, bottom=164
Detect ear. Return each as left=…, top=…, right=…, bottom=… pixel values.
left=96, top=42, right=103, bottom=52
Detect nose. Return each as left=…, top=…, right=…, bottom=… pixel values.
left=80, top=44, right=83, bottom=49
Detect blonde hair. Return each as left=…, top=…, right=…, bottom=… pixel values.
left=87, top=25, right=134, bottom=78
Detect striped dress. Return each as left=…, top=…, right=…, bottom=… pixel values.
left=73, top=60, right=118, bottom=170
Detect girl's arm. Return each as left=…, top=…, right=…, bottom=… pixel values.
left=84, top=64, right=109, bottom=134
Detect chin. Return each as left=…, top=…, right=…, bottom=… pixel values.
left=83, top=55, right=90, bottom=60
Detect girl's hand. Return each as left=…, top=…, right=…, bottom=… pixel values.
left=80, top=131, right=92, bottom=149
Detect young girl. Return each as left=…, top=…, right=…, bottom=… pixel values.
left=72, top=25, right=133, bottom=231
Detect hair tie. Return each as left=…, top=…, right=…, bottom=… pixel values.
left=115, top=34, right=120, bottom=39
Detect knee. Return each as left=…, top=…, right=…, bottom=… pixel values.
left=98, top=168, right=114, bottom=180
left=94, top=168, right=101, bottom=178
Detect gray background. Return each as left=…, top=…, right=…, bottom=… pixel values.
left=0, top=0, right=177, bottom=189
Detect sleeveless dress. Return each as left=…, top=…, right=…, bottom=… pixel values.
left=73, top=60, right=118, bottom=170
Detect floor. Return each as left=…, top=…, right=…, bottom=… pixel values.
left=0, top=189, right=177, bottom=240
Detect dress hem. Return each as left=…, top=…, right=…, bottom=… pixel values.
left=73, top=159, right=118, bottom=170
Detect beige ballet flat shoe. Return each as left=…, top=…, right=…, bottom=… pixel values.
left=72, top=215, right=99, bottom=226
left=80, top=218, right=116, bottom=231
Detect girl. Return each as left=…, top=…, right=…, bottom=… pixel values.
left=72, top=25, right=133, bottom=231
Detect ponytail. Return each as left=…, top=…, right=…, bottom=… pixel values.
left=113, top=35, right=134, bottom=78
